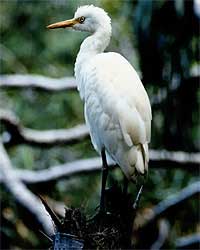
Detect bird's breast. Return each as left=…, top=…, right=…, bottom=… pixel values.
left=84, top=86, right=122, bottom=153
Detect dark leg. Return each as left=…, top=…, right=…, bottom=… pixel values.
left=123, top=175, right=129, bottom=196
left=100, top=148, right=108, bottom=212
left=133, top=185, right=144, bottom=210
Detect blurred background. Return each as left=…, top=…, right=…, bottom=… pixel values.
left=0, top=0, right=199, bottom=249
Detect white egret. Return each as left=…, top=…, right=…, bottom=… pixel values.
left=47, top=5, right=152, bottom=210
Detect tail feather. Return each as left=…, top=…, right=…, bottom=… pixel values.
left=135, top=143, right=149, bottom=175
left=114, top=143, right=149, bottom=181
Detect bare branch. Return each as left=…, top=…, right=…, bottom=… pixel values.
left=16, top=157, right=102, bottom=184
left=0, top=74, right=76, bottom=91
left=150, top=149, right=200, bottom=167
left=1, top=110, right=200, bottom=170
left=1, top=110, right=200, bottom=185
left=175, top=233, right=200, bottom=249
left=0, top=109, right=89, bottom=146
left=135, top=181, right=200, bottom=229
left=0, top=150, right=199, bottom=185
left=0, top=74, right=168, bottom=107
left=152, top=180, right=199, bottom=217
left=22, top=125, right=89, bottom=146
left=0, top=139, right=54, bottom=235
left=150, top=219, right=170, bottom=250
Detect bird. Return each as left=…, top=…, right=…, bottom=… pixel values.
left=47, top=5, right=152, bottom=211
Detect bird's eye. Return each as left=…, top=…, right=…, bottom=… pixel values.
left=79, top=16, right=85, bottom=24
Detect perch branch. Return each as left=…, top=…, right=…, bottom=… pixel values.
left=0, top=139, right=54, bottom=235
left=0, top=74, right=76, bottom=91
left=0, top=109, right=89, bottom=146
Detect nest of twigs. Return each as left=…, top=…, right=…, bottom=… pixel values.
left=41, top=185, right=135, bottom=249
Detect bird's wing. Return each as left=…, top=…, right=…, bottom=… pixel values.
left=92, top=52, right=152, bottom=147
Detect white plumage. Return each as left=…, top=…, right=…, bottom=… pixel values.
left=47, top=5, right=152, bottom=181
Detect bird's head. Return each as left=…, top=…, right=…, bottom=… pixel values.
left=47, top=5, right=111, bottom=34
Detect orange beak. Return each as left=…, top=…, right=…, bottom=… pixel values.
left=47, top=18, right=78, bottom=29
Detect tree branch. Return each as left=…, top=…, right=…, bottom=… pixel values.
left=0, top=109, right=89, bottom=146
left=150, top=149, right=200, bottom=168
left=0, top=150, right=199, bottom=185
left=0, top=74, right=76, bottom=91
left=175, top=233, right=200, bottom=249
left=135, top=181, right=200, bottom=229
left=15, top=157, right=102, bottom=184
left=1, top=109, right=200, bottom=170
left=0, top=139, right=54, bottom=235
left=0, top=74, right=167, bottom=107
left=150, top=219, right=170, bottom=250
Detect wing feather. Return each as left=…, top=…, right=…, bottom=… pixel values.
left=93, top=52, right=152, bottom=147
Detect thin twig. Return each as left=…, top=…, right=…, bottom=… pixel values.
left=133, top=185, right=144, bottom=210
left=39, top=195, right=62, bottom=230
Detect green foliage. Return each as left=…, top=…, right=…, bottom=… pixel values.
left=0, top=0, right=199, bottom=249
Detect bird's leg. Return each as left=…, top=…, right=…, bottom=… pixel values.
left=100, top=148, right=108, bottom=212
left=133, top=184, right=144, bottom=210
left=123, top=175, right=129, bottom=196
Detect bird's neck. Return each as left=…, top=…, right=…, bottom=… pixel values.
left=75, top=27, right=111, bottom=99
left=81, top=28, right=111, bottom=54
left=76, top=27, right=111, bottom=64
